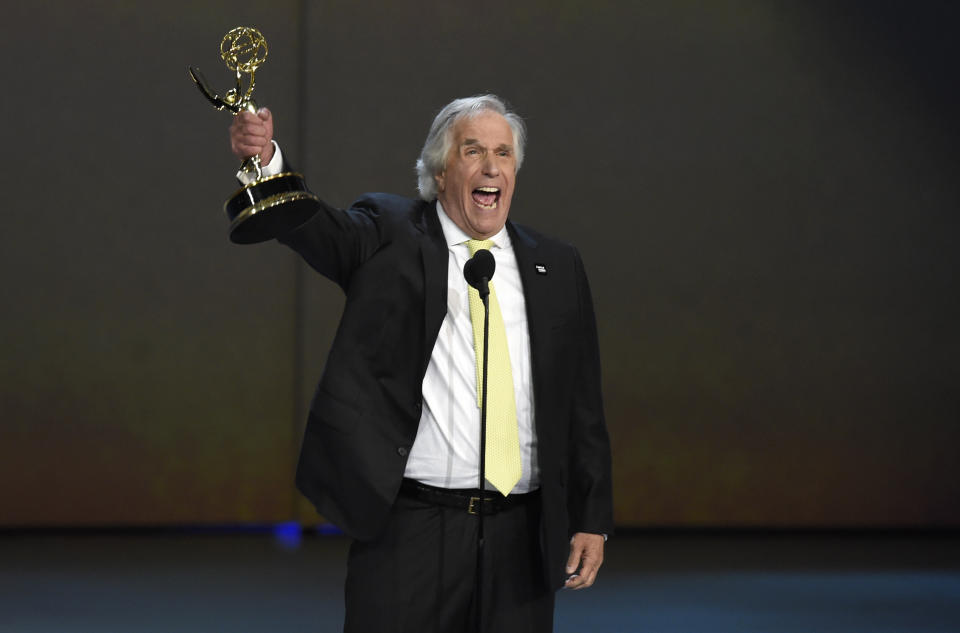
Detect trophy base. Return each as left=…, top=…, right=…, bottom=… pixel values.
left=224, top=172, right=320, bottom=244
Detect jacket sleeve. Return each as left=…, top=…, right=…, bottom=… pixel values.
left=231, top=149, right=384, bottom=288
left=275, top=195, right=383, bottom=291
left=566, top=247, right=615, bottom=536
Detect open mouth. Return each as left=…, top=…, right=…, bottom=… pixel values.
left=471, top=186, right=500, bottom=209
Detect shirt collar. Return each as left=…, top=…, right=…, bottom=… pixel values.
left=436, top=200, right=510, bottom=250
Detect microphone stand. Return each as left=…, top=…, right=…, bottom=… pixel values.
left=475, top=275, right=490, bottom=633
left=464, top=248, right=495, bottom=633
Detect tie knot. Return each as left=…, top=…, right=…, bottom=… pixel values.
left=467, top=239, right=495, bottom=256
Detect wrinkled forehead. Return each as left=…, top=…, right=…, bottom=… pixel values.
left=448, top=110, right=515, bottom=149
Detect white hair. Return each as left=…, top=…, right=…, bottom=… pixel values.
left=415, top=94, right=527, bottom=201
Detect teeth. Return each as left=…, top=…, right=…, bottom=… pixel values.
left=476, top=187, right=499, bottom=193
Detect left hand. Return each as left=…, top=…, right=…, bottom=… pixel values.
left=564, top=532, right=605, bottom=589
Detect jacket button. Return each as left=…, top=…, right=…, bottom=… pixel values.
left=397, top=446, right=409, bottom=457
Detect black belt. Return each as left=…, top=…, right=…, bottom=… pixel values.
left=400, top=478, right=539, bottom=515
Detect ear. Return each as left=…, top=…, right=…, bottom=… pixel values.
left=434, top=170, right=446, bottom=193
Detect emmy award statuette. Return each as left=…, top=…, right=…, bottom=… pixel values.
left=189, top=27, right=318, bottom=243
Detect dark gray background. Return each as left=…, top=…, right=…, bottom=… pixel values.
left=2, top=1, right=957, bottom=527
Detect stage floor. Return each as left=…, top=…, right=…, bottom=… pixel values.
left=2, top=530, right=958, bottom=632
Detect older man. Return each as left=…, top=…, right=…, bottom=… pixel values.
left=229, top=95, right=613, bottom=633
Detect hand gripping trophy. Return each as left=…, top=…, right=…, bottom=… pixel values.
left=189, top=27, right=318, bottom=243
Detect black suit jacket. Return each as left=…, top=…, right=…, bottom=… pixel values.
left=274, top=192, right=613, bottom=589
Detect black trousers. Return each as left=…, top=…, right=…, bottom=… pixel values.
left=343, top=488, right=555, bottom=633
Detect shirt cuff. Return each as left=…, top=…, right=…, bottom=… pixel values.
left=236, top=140, right=283, bottom=184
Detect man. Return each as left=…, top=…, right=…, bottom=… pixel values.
left=228, top=95, right=613, bottom=632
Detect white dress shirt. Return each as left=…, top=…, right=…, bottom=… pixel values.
left=405, top=204, right=538, bottom=493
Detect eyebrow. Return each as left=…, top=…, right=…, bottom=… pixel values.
left=460, top=138, right=514, bottom=151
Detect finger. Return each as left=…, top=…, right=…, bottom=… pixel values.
left=564, top=573, right=584, bottom=589
left=232, top=113, right=266, bottom=134
left=564, top=570, right=596, bottom=590
left=231, top=135, right=267, bottom=157
left=231, top=128, right=270, bottom=155
left=564, top=554, right=597, bottom=589
left=564, top=533, right=604, bottom=590
left=564, top=558, right=599, bottom=590
left=236, top=110, right=261, bottom=125
left=258, top=108, right=274, bottom=144
left=235, top=131, right=270, bottom=147
left=576, top=554, right=600, bottom=588
left=234, top=122, right=268, bottom=140
left=565, top=539, right=583, bottom=576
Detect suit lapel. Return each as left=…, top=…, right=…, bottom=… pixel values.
left=508, top=220, right=544, bottom=332
left=418, top=202, right=449, bottom=380
left=507, top=221, right=549, bottom=416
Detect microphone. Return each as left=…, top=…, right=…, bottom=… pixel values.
left=463, top=249, right=496, bottom=298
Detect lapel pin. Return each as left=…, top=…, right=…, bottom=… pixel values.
left=535, top=264, right=547, bottom=275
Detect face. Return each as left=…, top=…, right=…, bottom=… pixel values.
left=435, top=111, right=517, bottom=240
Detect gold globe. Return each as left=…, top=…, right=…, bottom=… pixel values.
left=220, top=26, right=268, bottom=75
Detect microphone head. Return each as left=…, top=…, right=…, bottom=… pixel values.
left=463, top=248, right=496, bottom=291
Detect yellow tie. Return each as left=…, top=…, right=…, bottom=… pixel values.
left=466, top=239, right=522, bottom=496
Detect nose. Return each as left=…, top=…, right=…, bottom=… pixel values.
left=482, top=154, right=500, bottom=177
